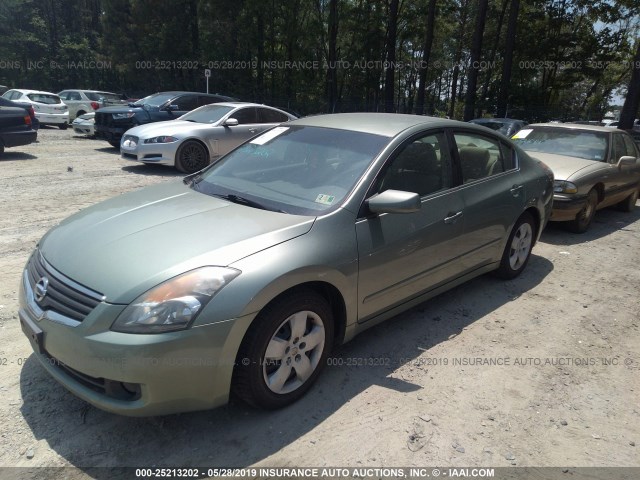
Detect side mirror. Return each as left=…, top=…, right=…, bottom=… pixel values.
left=617, top=156, right=636, bottom=168
left=224, top=118, right=239, bottom=127
left=367, top=190, right=421, bottom=214
left=165, top=104, right=179, bottom=112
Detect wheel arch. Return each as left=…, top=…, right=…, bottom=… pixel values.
left=249, top=281, right=347, bottom=348
left=523, top=206, right=542, bottom=245
left=592, top=182, right=605, bottom=203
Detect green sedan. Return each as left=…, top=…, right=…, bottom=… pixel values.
left=19, top=113, right=553, bottom=416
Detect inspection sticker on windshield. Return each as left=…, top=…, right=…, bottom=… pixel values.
left=250, top=126, right=289, bottom=145
left=315, top=194, right=335, bottom=205
left=512, top=128, right=533, bottom=139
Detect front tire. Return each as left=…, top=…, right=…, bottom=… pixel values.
left=108, top=140, right=120, bottom=148
left=175, top=140, right=209, bottom=174
left=59, top=122, right=68, bottom=130
left=232, top=289, right=334, bottom=409
left=569, top=189, right=598, bottom=233
left=495, top=212, right=535, bottom=279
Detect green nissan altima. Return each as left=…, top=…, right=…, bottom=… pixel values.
left=19, top=113, right=553, bottom=416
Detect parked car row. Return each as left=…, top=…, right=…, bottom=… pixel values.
left=2, top=88, right=130, bottom=132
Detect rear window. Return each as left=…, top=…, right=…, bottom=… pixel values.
left=27, top=94, right=61, bottom=105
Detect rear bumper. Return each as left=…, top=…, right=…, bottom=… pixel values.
left=35, top=112, right=69, bottom=125
left=0, top=129, right=37, bottom=148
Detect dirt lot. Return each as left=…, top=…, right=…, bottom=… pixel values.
left=0, top=128, right=638, bottom=476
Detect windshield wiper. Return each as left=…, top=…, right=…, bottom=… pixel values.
left=212, top=193, right=284, bottom=213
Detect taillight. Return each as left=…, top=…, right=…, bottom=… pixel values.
left=24, top=115, right=32, bottom=126
left=91, top=102, right=100, bottom=110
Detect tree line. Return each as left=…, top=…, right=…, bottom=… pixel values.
left=0, top=0, right=638, bottom=127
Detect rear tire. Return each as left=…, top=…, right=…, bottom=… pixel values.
left=617, top=187, right=639, bottom=212
left=175, top=140, right=209, bottom=174
left=568, top=189, right=598, bottom=233
left=232, top=289, right=334, bottom=409
left=59, top=123, right=68, bottom=130
left=495, top=212, right=535, bottom=279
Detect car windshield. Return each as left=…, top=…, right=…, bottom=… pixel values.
left=86, top=91, right=121, bottom=102
left=513, top=128, right=609, bottom=161
left=27, top=93, right=61, bottom=104
left=132, top=93, right=176, bottom=107
left=179, top=105, right=234, bottom=124
left=193, top=125, right=388, bottom=215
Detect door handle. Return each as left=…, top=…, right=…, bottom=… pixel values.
left=444, top=211, right=463, bottom=224
left=510, top=184, right=523, bottom=196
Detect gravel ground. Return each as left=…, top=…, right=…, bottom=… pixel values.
left=0, top=128, right=638, bottom=477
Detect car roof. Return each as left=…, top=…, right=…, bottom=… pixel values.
left=470, top=117, right=522, bottom=123
left=59, top=89, right=119, bottom=94
left=204, top=102, right=284, bottom=109
left=10, top=89, right=60, bottom=96
left=152, top=91, right=231, bottom=97
left=528, top=123, right=615, bottom=133
left=287, top=113, right=472, bottom=137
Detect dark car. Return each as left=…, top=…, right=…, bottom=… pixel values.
left=0, top=103, right=37, bottom=155
left=0, top=96, right=39, bottom=130
left=469, top=118, right=527, bottom=137
left=94, top=91, right=236, bottom=147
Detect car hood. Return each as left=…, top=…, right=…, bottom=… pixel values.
left=39, top=182, right=315, bottom=304
left=523, top=151, right=604, bottom=181
left=96, top=105, right=141, bottom=114
left=126, top=120, right=211, bottom=138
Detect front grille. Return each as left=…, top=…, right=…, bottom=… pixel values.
left=26, top=251, right=104, bottom=322
left=94, top=112, right=111, bottom=127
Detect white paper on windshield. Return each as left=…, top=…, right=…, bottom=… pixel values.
left=250, top=126, right=289, bottom=145
left=512, top=128, right=532, bottom=139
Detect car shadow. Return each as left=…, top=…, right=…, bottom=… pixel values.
left=121, top=164, right=184, bottom=178
left=94, top=146, right=120, bottom=155
left=0, top=151, right=38, bottom=161
left=541, top=204, right=640, bottom=246
left=19, top=254, right=553, bottom=475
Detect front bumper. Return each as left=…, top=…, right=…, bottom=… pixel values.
left=120, top=137, right=179, bottom=166
left=95, top=125, right=128, bottom=143
left=72, top=121, right=94, bottom=136
left=18, top=266, right=254, bottom=416
left=550, top=193, right=588, bottom=222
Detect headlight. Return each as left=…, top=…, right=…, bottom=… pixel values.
left=111, top=267, right=240, bottom=334
left=553, top=180, right=577, bottom=194
left=113, top=112, right=135, bottom=119
left=144, top=136, right=178, bottom=144
left=32, top=104, right=40, bottom=111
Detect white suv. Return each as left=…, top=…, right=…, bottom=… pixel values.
left=2, top=89, right=69, bottom=129
left=58, top=90, right=125, bottom=119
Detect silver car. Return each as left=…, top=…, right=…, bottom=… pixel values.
left=71, top=112, right=95, bottom=136
left=120, top=102, right=296, bottom=173
left=513, top=123, right=640, bottom=232
left=19, top=113, right=553, bottom=416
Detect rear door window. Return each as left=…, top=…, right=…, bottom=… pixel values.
left=452, top=132, right=507, bottom=183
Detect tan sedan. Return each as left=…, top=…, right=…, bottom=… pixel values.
left=513, top=123, right=640, bottom=232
